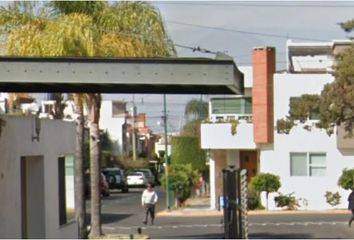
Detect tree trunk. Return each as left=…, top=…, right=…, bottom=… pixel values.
left=73, top=94, right=87, bottom=238
left=88, top=94, right=102, bottom=238
left=266, top=192, right=269, bottom=210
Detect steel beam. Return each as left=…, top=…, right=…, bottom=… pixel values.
left=0, top=57, right=244, bottom=94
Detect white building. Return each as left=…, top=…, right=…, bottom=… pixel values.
left=99, top=100, right=127, bottom=155
left=201, top=40, right=354, bottom=210
left=0, top=116, right=77, bottom=238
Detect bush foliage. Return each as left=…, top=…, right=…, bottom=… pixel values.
left=251, top=173, right=281, bottom=210
left=274, top=192, right=299, bottom=210
left=171, top=136, right=206, bottom=172
left=338, top=168, right=354, bottom=190
left=324, top=191, right=341, bottom=207
left=160, top=163, right=199, bottom=206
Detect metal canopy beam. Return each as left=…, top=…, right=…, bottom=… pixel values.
left=0, top=57, right=244, bottom=94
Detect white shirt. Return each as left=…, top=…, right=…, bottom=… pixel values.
left=141, top=189, right=158, bottom=205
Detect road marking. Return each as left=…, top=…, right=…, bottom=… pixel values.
left=103, top=221, right=348, bottom=231
left=250, top=221, right=346, bottom=226
left=103, top=223, right=223, bottom=231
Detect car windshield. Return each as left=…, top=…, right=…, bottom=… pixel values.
left=128, top=172, right=143, bottom=176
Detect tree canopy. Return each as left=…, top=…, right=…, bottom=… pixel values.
left=318, top=45, right=354, bottom=135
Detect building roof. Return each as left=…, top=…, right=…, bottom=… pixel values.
left=286, top=39, right=353, bottom=73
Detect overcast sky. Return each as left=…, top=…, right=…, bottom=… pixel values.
left=104, top=1, right=354, bottom=134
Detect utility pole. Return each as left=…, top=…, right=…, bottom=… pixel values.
left=163, top=94, right=170, bottom=210
left=131, top=95, right=137, bottom=161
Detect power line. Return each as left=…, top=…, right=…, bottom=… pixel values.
left=168, top=20, right=328, bottom=42
left=174, top=43, right=217, bottom=54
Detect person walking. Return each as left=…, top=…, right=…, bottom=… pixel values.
left=348, top=189, right=354, bottom=227
left=141, top=183, right=158, bottom=225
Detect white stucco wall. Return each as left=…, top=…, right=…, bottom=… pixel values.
left=99, top=101, right=126, bottom=155
left=0, top=116, right=77, bottom=238
left=259, top=73, right=354, bottom=210
left=274, top=73, right=333, bottom=119
left=201, top=122, right=256, bottom=149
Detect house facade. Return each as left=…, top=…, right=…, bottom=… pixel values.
left=0, top=116, right=77, bottom=238
left=201, top=40, right=354, bottom=210
left=100, top=100, right=128, bottom=155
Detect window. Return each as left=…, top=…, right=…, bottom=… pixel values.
left=290, top=152, right=326, bottom=176
left=58, top=155, right=75, bottom=225
left=211, top=97, right=252, bottom=115
left=112, top=101, right=126, bottom=117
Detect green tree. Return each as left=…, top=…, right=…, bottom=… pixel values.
left=316, top=20, right=354, bottom=136
left=0, top=1, right=175, bottom=238
left=184, top=99, right=208, bottom=122
left=177, top=99, right=208, bottom=176
left=171, top=136, right=206, bottom=172
left=161, top=163, right=199, bottom=207
left=251, top=173, right=281, bottom=210
left=338, top=168, right=354, bottom=190
left=289, top=94, right=321, bottom=123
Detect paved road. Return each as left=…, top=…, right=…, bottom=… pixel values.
left=92, top=187, right=354, bottom=238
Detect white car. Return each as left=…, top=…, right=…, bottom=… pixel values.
left=127, top=172, right=148, bottom=187
left=135, top=169, right=155, bottom=184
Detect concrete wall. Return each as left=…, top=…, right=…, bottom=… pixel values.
left=201, top=122, right=256, bottom=149
left=0, top=116, right=77, bottom=238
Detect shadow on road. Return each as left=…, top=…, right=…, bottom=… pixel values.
left=86, top=213, right=133, bottom=224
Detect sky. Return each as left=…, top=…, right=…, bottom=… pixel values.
left=103, top=1, right=354, bottom=134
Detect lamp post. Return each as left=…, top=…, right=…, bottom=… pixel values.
left=163, top=94, right=170, bottom=210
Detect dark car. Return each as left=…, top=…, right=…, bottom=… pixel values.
left=102, top=168, right=129, bottom=193
left=84, top=172, right=110, bottom=198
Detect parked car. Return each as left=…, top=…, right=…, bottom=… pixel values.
left=84, top=172, right=110, bottom=198
left=102, top=168, right=129, bottom=193
left=134, top=168, right=155, bottom=184
left=126, top=171, right=148, bottom=188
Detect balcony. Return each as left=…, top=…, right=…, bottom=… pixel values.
left=201, top=114, right=256, bottom=150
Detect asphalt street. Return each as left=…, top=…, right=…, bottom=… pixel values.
left=87, top=187, right=354, bottom=239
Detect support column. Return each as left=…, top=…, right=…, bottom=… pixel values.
left=209, top=155, right=216, bottom=209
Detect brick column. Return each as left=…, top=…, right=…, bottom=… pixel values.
left=252, top=47, right=275, bottom=144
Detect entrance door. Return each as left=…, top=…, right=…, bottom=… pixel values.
left=21, top=156, right=45, bottom=239
left=240, top=151, right=257, bottom=183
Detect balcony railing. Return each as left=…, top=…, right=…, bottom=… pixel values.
left=210, top=114, right=253, bottom=123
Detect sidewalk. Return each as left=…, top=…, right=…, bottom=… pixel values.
left=157, top=196, right=222, bottom=217
left=157, top=196, right=349, bottom=217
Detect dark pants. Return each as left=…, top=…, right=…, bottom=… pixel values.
left=349, top=209, right=354, bottom=226
left=143, top=203, right=155, bottom=224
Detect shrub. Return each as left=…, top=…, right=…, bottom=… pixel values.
left=247, top=184, right=264, bottom=210
left=251, top=173, right=281, bottom=210
left=160, top=163, right=199, bottom=207
left=324, top=191, right=341, bottom=207
left=338, top=168, right=354, bottom=190
left=274, top=192, right=300, bottom=210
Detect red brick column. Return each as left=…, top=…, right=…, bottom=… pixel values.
left=252, top=47, right=275, bottom=144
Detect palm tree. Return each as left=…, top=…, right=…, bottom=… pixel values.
left=184, top=99, right=209, bottom=122
left=183, top=99, right=208, bottom=136
left=0, top=1, right=175, bottom=238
